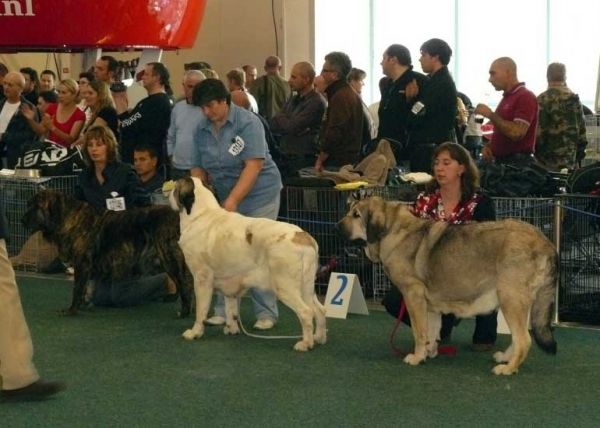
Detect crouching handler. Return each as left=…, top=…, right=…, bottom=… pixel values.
left=75, top=125, right=177, bottom=307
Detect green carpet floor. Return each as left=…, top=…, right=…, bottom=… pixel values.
left=3, top=276, right=600, bottom=428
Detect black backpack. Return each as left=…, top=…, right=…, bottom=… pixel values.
left=566, top=162, right=600, bottom=194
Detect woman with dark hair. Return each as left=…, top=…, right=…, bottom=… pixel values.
left=75, top=125, right=149, bottom=213
left=73, top=80, right=118, bottom=145
left=77, top=72, right=95, bottom=87
left=190, top=78, right=282, bottom=331
left=383, top=142, right=498, bottom=351
left=77, top=72, right=96, bottom=121
left=19, top=67, right=40, bottom=106
left=37, top=91, right=58, bottom=115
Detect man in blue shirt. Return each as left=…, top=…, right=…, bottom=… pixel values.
left=167, top=70, right=206, bottom=180
left=191, top=79, right=282, bottom=330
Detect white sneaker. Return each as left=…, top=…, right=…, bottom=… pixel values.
left=204, top=316, right=226, bottom=326
left=253, top=319, right=275, bottom=330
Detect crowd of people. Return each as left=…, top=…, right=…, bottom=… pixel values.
left=0, top=39, right=595, bottom=401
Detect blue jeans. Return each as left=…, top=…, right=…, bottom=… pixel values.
left=92, top=273, right=168, bottom=307
left=212, top=193, right=280, bottom=322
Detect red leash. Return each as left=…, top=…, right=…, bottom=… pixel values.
left=389, top=301, right=457, bottom=356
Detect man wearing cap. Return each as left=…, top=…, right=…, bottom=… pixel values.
left=474, top=57, right=538, bottom=166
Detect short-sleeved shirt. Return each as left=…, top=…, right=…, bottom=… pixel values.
left=45, top=103, right=86, bottom=147
left=490, top=83, right=538, bottom=158
left=192, top=103, right=282, bottom=215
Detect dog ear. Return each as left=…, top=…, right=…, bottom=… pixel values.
left=175, top=177, right=196, bottom=215
left=365, top=198, right=386, bottom=244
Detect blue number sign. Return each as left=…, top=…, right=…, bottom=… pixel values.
left=330, top=274, right=348, bottom=306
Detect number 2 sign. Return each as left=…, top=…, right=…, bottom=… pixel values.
left=324, top=273, right=369, bottom=319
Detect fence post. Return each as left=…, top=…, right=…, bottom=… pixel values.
left=552, top=196, right=562, bottom=324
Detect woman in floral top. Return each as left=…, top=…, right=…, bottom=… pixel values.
left=384, top=142, right=497, bottom=351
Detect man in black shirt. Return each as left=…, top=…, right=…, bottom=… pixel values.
left=115, top=62, right=172, bottom=165
left=406, top=38, right=458, bottom=173
left=378, top=44, right=427, bottom=164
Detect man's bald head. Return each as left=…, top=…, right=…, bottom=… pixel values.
left=5, top=71, right=25, bottom=88
left=492, top=57, right=517, bottom=75
left=292, top=62, right=316, bottom=82
left=3, top=71, right=26, bottom=101
left=264, top=56, right=282, bottom=75
left=488, top=57, right=519, bottom=92
left=289, top=62, right=317, bottom=95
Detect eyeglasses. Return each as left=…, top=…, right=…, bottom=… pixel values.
left=321, top=69, right=335, bottom=73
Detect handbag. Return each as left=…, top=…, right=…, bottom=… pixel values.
left=16, top=140, right=85, bottom=176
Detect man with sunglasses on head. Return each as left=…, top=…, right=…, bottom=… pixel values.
left=315, top=51, right=364, bottom=172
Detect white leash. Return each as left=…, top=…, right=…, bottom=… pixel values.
left=236, top=297, right=303, bottom=340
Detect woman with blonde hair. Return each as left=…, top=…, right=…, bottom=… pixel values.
left=73, top=80, right=118, bottom=146
left=22, top=78, right=86, bottom=147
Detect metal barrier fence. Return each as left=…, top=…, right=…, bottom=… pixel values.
left=558, top=195, right=600, bottom=324
left=2, top=178, right=598, bottom=324
left=284, top=186, right=600, bottom=325
left=0, top=175, right=78, bottom=272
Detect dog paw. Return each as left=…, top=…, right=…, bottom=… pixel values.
left=293, top=340, right=312, bottom=352
left=403, top=353, right=425, bottom=366
left=427, top=347, right=439, bottom=359
left=493, top=351, right=509, bottom=363
left=182, top=329, right=201, bottom=340
left=492, top=364, right=518, bottom=376
left=314, top=333, right=327, bottom=345
left=223, top=324, right=240, bottom=335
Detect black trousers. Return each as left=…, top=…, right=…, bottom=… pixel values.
left=382, top=286, right=497, bottom=345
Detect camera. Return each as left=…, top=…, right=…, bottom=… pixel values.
left=110, top=81, right=127, bottom=93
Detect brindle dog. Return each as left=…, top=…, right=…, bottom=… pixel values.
left=22, top=190, right=192, bottom=317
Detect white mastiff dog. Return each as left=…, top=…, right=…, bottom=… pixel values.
left=169, top=177, right=327, bottom=351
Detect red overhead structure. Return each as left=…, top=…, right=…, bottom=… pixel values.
left=0, top=0, right=207, bottom=51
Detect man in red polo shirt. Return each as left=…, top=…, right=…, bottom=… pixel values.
left=474, top=57, right=538, bottom=164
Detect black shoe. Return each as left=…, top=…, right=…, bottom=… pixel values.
left=42, top=257, right=67, bottom=274
left=1, top=380, right=65, bottom=402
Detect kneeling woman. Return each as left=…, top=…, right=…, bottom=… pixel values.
left=75, top=125, right=176, bottom=306
left=383, top=142, right=498, bottom=351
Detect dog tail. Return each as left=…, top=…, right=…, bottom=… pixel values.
left=530, top=249, right=558, bottom=355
